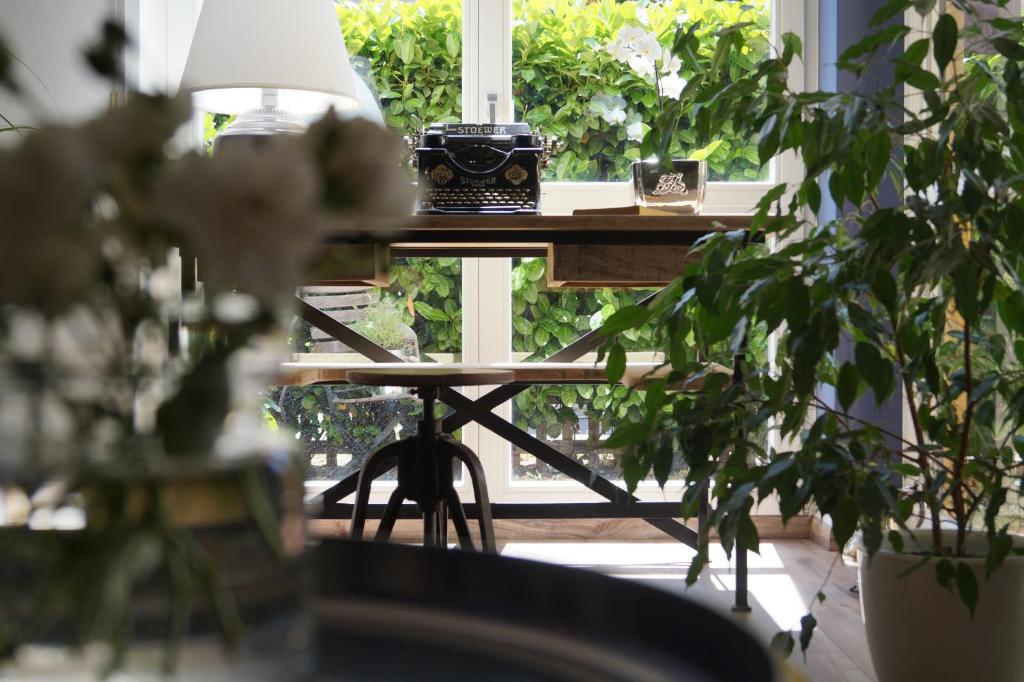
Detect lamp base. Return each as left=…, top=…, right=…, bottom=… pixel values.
left=212, top=104, right=306, bottom=155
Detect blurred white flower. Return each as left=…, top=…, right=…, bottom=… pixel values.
left=303, top=112, right=417, bottom=231
left=147, top=265, right=179, bottom=304
left=215, top=409, right=291, bottom=460
left=659, top=72, right=688, bottom=100
left=628, top=53, right=657, bottom=78
left=626, top=111, right=645, bottom=142
left=156, top=138, right=323, bottom=302
left=662, top=54, right=682, bottom=74
left=4, top=311, right=46, bottom=361
left=212, top=292, right=260, bottom=324
left=134, top=318, right=168, bottom=371
left=636, top=7, right=650, bottom=25
left=0, top=127, right=101, bottom=310
left=227, top=333, right=289, bottom=411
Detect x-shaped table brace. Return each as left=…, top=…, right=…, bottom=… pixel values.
left=296, top=291, right=749, bottom=611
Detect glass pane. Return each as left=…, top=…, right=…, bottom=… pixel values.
left=508, top=257, right=676, bottom=482
left=512, top=0, right=771, bottom=181
left=338, top=0, right=463, bottom=130
left=287, top=257, right=463, bottom=481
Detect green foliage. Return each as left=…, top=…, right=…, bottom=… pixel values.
left=513, top=0, right=769, bottom=181
left=510, top=257, right=655, bottom=448
left=351, top=296, right=411, bottom=350
left=337, top=0, right=463, bottom=131
left=599, top=0, right=1024, bottom=654
left=388, top=257, right=462, bottom=353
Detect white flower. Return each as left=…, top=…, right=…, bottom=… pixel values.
left=628, top=53, right=656, bottom=78
left=659, top=72, right=688, bottom=100
left=661, top=54, right=682, bottom=74
left=588, top=93, right=628, bottom=125
left=627, top=120, right=645, bottom=142
left=606, top=38, right=632, bottom=63
left=605, top=107, right=627, bottom=125
left=635, top=33, right=663, bottom=63
left=636, top=7, right=649, bottom=25
left=617, top=25, right=646, bottom=48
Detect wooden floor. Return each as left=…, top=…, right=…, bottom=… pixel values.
left=495, top=540, right=875, bottom=682
left=311, top=514, right=875, bottom=681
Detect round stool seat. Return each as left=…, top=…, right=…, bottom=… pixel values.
left=346, top=367, right=515, bottom=388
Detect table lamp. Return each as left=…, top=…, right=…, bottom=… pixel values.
left=179, top=0, right=360, bottom=148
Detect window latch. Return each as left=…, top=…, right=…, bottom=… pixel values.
left=487, top=92, right=498, bottom=124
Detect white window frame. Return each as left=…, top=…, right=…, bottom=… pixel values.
left=465, top=0, right=818, bottom=503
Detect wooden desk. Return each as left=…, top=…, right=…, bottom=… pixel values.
left=298, top=213, right=753, bottom=611
left=312, top=213, right=754, bottom=287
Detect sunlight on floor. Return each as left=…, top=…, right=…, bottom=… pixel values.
left=711, top=573, right=807, bottom=631
left=501, top=542, right=807, bottom=632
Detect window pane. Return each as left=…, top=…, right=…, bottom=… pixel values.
left=509, top=257, right=674, bottom=482
left=287, top=257, right=462, bottom=481
left=338, top=0, right=463, bottom=130
left=512, top=0, right=770, bottom=182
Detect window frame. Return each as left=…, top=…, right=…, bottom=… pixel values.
left=141, top=0, right=818, bottom=504
left=466, top=0, right=818, bottom=503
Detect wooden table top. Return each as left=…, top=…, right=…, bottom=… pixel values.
left=278, top=361, right=729, bottom=390
left=325, top=213, right=753, bottom=250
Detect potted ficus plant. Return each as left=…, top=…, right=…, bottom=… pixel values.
left=0, top=23, right=413, bottom=678
left=598, top=2, right=1024, bottom=680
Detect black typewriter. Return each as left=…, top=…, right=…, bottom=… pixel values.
left=413, top=123, right=550, bottom=214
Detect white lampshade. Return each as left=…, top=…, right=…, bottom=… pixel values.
left=180, top=0, right=359, bottom=115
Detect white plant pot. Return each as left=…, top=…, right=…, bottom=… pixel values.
left=857, top=530, right=1024, bottom=682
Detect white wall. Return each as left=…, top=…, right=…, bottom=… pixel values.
left=0, top=0, right=118, bottom=126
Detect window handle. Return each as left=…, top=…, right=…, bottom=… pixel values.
left=487, top=92, right=497, bottom=124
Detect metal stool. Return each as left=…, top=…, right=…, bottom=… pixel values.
left=347, top=368, right=514, bottom=553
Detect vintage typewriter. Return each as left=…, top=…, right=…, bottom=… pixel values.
left=413, top=123, right=550, bottom=214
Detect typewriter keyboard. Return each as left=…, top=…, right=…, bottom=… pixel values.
left=422, top=187, right=537, bottom=212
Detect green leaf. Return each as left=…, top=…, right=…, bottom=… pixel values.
left=445, top=32, right=460, bottom=59
left=854, top=342, right=894, bottom=402
left=870, top=269, right=897, bottom=312
left=770, top=631, right=795, bottom=658
left=829, top=496, right=858, bottom=549
left=605, top=421, right=647, bottom=449
left=512, top=315, right=533, bottom=336
left=601, top=305, right=649, bottom=336
left=799, top=613, right=817, bottom=657
left=955, top=562, right=978, bottom=618
left=605, top=344, right=627, bottom=384
left=837, top=362, right=861, bottom=412
left=413, top=300, right=450, bottom=322
left=932, top=14, right=958, bottom=73
left=993, top=37, right=1024, bottom=61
